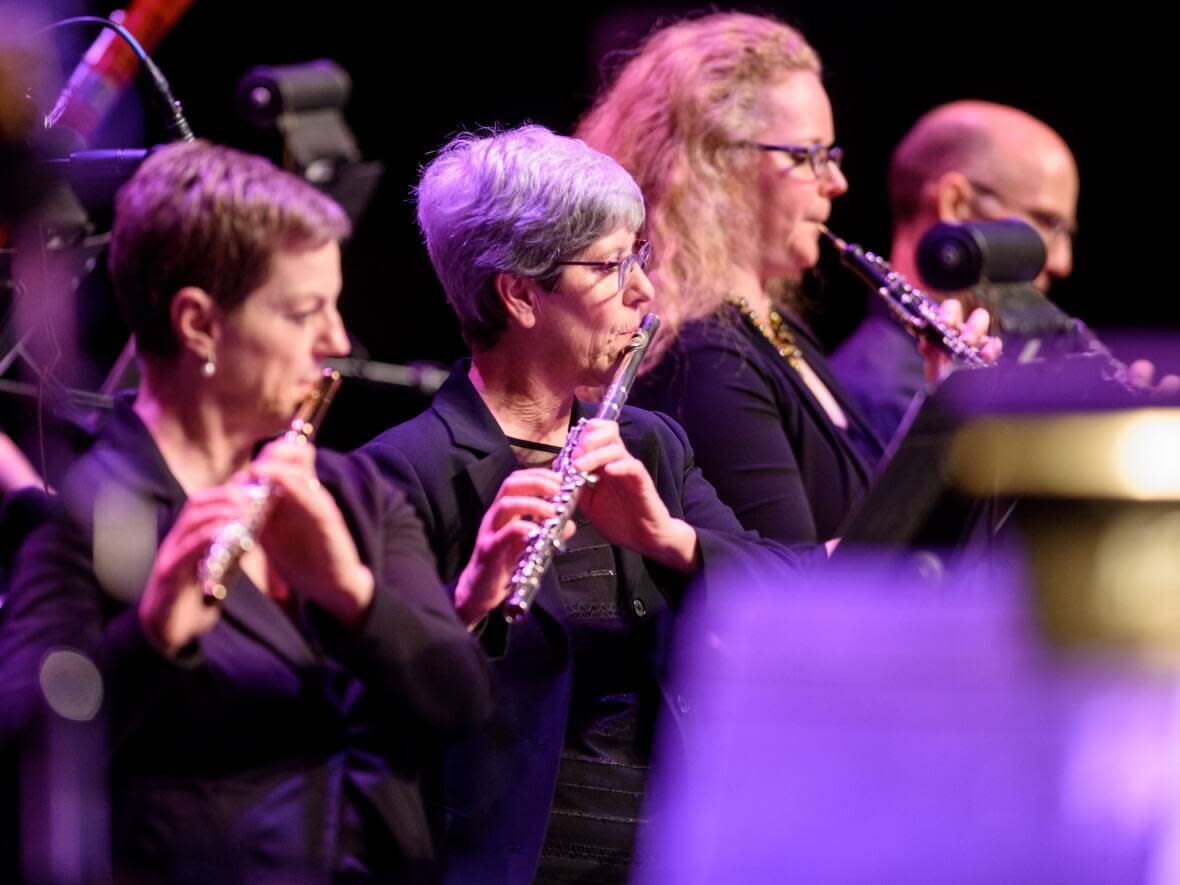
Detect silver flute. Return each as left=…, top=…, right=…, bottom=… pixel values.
left=198, top=368, right=342, bottom=605
left=502, top=313, right=661, bottom=623
left=820, top=226, right=990, bottom=369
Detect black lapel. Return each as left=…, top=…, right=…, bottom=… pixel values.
left=430, top=363, right=569, bottom=628
left=80, top=396, right=319, bottom=672
left=217, top=572, right=319, bottom=672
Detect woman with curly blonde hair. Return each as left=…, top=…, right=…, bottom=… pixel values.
left=578, top=11, right=994, bottom=545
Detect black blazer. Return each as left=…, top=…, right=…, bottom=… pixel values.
left=362, top=362, right=798, bottom=885
left=0, top=397, right=492, bottom=884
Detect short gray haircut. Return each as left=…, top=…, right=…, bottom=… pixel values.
left=415, top=124, right=645, bottom=351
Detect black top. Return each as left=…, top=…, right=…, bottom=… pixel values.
left=634, top=307, right=885, bottom=545
left=505, top=438, right=651, bottom=880
left=0, top=395, right=492, bottom=884
left=536, top=514, right=650, bottom=882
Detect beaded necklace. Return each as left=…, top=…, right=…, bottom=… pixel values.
left=724, top=294, right=804, bottom=372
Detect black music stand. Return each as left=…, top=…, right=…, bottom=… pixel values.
left=835, top=355, right=1143, bottom=564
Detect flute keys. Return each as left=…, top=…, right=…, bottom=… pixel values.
left=202, top=582, right=228, bottom=605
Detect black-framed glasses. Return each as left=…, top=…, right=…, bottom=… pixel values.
left=553, top=240, right=652, bottom=291
left=967, top=179, right=1077, bottom=242
left=743, top=142, right=844, bottom=179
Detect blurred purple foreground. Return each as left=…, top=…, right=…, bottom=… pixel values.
left=638, top=556, right=1180, bottom=885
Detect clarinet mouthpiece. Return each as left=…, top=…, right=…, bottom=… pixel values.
left=817, top=224, right=846, bottom=250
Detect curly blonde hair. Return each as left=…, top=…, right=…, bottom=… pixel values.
left=577, top=12, right=821, bottom=362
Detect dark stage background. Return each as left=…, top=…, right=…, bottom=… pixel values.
left=10, top=1, right=1177, bottom=454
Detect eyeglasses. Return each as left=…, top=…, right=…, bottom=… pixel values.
left=967, top=179, right=1077, bottom=243
left=742, top=142, right=844, bottom=179
left=553, top=240, right=652, bottom=291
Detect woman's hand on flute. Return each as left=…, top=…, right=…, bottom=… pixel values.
left=454, top=468, right=574, bottom=629
left=252, top=438, right=374, bottom=628
left=139, top=486, right=247, bottom=657
left=572, top=419, right=700, bottom=573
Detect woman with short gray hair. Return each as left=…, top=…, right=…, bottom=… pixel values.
left=364, top=124, right=793, bottom=884
left=415, top=124, right=646, bottom=353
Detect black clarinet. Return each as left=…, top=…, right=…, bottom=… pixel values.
left=501, top=313, right=661, bottom=623
left=821, top=226, right=990, bottom=369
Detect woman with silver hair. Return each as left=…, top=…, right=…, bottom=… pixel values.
left=363, top=124, right=793, bottom=884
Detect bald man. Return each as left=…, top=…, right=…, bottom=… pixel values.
left=831, top=100, right=1081, bottom=444
left=887, top=100, right=1078, bottom=295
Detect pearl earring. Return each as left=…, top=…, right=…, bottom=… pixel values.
left=202, top=356, right=216, bottom=378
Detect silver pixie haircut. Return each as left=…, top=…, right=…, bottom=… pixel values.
left=415, top=124, right=645, bottom=351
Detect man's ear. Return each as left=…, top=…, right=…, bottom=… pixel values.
left=934, top=170, right=977, bottom=223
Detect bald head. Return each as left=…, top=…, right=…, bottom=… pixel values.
left=890, top=101, right=1079, bottom=292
